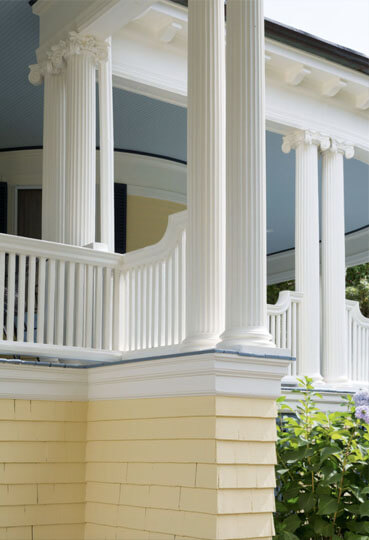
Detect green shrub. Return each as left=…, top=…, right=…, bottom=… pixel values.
left=274, top=378, right=369, bottom=539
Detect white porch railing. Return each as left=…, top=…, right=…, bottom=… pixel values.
left=121, top=211, right=186, bottom=351
left=0, top=234, right=123, bottom=358
left=0, top=213, right=368, bottom=386
left=267, top=291, right=303, bottom=377
left=346, top=299, right=369, bottom=384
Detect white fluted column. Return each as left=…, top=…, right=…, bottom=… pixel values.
left=282, top=130, right=330, bottom=380
left=99, top=37, right=115, bottom=252
left=218, top=0, right=273, bottom=349
left=29, top=50, right=66, bottom=243
left=183, top=0, right=226, bottom=349
left=321, top=140, right=354, bottom=383
left=64, top=32, right=107, bottom=247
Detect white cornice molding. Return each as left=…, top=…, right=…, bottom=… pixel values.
left=0, top=350, right=292, bottom=401
left=0, top=364, right=88, bottom=401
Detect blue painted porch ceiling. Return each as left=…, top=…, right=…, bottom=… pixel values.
left=0, top=0, right=368, bottom=255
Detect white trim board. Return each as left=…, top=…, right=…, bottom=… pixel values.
left=0, top=350, right=292, bottom=401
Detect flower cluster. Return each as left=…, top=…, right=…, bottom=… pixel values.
left=354, top=389, right=369, bottom=423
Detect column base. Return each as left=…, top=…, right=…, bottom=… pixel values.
left=180, top=333, right=220, bottom=352
left=217, top=326, right=275, bottom=351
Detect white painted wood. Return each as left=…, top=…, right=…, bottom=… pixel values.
left=219, top=0, right=272, bottom=350
left=6, top=253, right=16, bottom=341
left=99, top=36, right=115, bottom=252
left=267, top=291, right=303, bottom=378
left=37, top=257, right=46, bottom=344
left=27, top=256, right=36, bottom=343
left=56, top=260, right=65, bottom=346
left=85, top=264, right=94, bottom=348
left=103, top=266, right=112, bottom=350
left=17, top=254, right=26, bottom=343
left=94, top=266, right=103, bottom=349
left=42, top=69, right=66, bottom=243
left=282, top=130, right=330, bottom=380
left=346, top=300, right=369, bottom=385
left=322, top=140, right=354, bottom=383
left=0, top=253, right=4, bottom=338
left=75, top=263, right=85, bottom=347
left=46, top=258, right=56, bottom=344
left=64, top=33, right=106, bottom=246
left=66, top=261, right=75, bottom=346
left=183, top=0, right=225, bottom=350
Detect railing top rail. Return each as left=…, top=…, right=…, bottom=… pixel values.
left=122, top=210, right=187, bottom=270
left=267, top=289, right=303, bottom=315
left=346, top=298, right=369, bottom=327
left=0, top=233, right=123, bottom=267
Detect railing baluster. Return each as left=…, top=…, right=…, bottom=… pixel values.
left=27, top=256, right=36, bottom=343
left=276, top=315, right=281, bottom=347
left=66, top=262, right=75, bottom=346
left=113, top=269, right=123, bottom=351
left=56, top=260, right=65, bottom=346
left=94, top=266, right=103, bottom=349
left=103, top=267, right=112, bottom=350
left=6, top=253, right=16, bottom=341
left=36, top=257, right=46, bottom=344
left=85, top=264, right=93, bottom=349
left=46, top=259, right=56, bottom=345
left=0, top=252, right=4, bottom=339
left=75, top=263, right=85, bottom=348
left=17, top=254, right=26, bottom=343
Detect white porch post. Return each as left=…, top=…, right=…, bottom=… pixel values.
left=218, top=0, right=273, bottom=349
left=99, top=37, right=115, bottom=252
left=29, top=51, right=66, bottom=244
left=64, top=32, right=107, bottom=247
left=321, top=140, right=354, bottom=383
left=183, top=0, right=226, bottom=349
left=282, top=130, right=330, bottom=380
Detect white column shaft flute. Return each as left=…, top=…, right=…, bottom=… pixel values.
left=65, top=48, right=96, bottom=246
left=99, top=37, right=115, bottom=252
left=42, top=71, right=66, bottom=243
left=282, top=130, right=330, bottom=379
left=183, top=0, right=226, bottom=349
left=219, top=0, right=273, bottom=349
left=321, top=140, right=354, bottom=383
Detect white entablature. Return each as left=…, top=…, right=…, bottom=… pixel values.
left=32, top=0, right=369, bottom=163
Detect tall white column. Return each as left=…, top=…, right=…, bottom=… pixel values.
left=321, top=140, right=354, bottom=383
left=64, top=32, right=107, bottom=247
left=218, top=0, right=273, bottom=349
left=29, top=49, right=66, bottom=244
left=282, top=130, right=330, bottom=380
left=183, top=0, right=226, bottom=349
left=99, top=37, right=115, bottom=252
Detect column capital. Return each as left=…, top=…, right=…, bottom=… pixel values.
left=64, top=31, right=108, bottom=64
left=28, top=41, right=67, bottom=85
left=28, top=32, right=108, bottom=86
left=326, top=139, right=355, bottom=159
left=282, top=129, right=330, bottom=154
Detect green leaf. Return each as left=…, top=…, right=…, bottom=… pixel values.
left=298, top=491, right=315, bottom=512
left=320, top=445, right=341, bottom=462
left=282, top=514, right=301, bottom=533
left=317, top=494, right=339, bottom=515
left=359, top=500, right=369, bottom=517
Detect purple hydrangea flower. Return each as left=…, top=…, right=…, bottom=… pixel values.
left=355, top=405, right=369, bottom=424
left=354, top=389, right=369, bottom=407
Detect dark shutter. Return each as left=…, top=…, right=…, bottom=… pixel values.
left=114, top=183, right=127, bottom=254
left=0, top=182, right=8, bottom=234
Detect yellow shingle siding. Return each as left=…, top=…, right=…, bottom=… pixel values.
left=0, top=395, right=277, bottom=539
left=0, top=399, right=86, bottom=540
